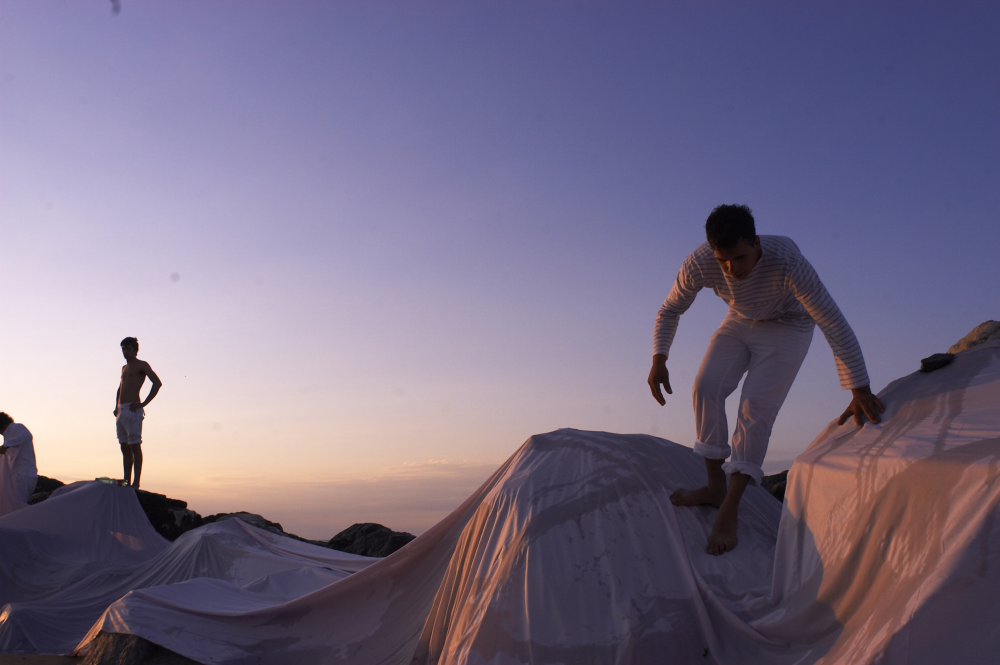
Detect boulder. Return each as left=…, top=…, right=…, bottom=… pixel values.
left=203, top=511, right=287, bottom=536
left=135, top=490, right=205, bottom=541
left=28, top=474, right=65, bottom=504
left=760, top=470, right=788, bottom=502
left=81, top=632, right=199, bottom=665
left=948, top=320, right=1000, bottom=354
left=919, top=352, right=955, bottom=373
left=327, top=522, right=416, bottom=557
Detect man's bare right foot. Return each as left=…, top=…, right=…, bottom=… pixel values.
left=706, top=504, right=739, bottom=555
left=670, top=484, right=727, bottom=508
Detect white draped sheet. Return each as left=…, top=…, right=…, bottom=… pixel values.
left=1, top=341, right=998, bottom=664
left=0, top=481, right=374, bottom=655
left=0, top=457, right=28, bottom=516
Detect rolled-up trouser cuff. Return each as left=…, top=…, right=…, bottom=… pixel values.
left=722, top=460, right=764, bottom=486
left=693, top=440, right=731, bottom=460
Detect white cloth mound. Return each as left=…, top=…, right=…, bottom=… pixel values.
left=0, top=456, right=29, bottom=516
left=4, top=340, right=999, bottom=664
left=69, top=431, right=782, bottom=664
left=0, top=482, right=375, bottom=655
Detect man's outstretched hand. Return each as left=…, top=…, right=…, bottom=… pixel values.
left=648, top=354, right=672, bottom=405
left=839, top=385, right=885, bottom=428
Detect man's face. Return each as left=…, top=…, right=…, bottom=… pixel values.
left=121, top=344, right=137, bottom=361
left=712, top=237, right=760, bottom=280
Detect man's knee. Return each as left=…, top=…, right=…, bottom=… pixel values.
left=692, top=371, right=729, bottom=406
left=740, top=393, right=784, bottom=424
left=131, top=444, right=142, bottom=460
left=691, top=372, right=710, bottom=399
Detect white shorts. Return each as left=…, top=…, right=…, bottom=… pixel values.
left=116, top=404, right=144, bottom=446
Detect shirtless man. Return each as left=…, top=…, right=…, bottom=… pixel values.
left=115, top=337, right=162, bottom=489
left=648, top=204, right=883, bottom=555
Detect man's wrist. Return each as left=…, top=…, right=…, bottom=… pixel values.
left=653, top=354, right=667, bottom=364
left=851, top=385, right=872, bottom=397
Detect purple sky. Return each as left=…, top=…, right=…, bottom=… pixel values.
left=2, top=1, right=998, bottom=537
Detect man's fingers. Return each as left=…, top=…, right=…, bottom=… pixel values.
left=864, top=397, right=883, bottom=424
left=649, top=381, right=665, bottom=406
left=665, top=380, right=672, bottom=395
left=838, top=407, right=851, bottom=426
left=865, top=400, right=882, bottom=424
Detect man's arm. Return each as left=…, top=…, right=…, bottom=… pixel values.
left=114, top=385, right=120, bottom=415
left=1, top=425, right=30, bottom=452
left=139, top=363, right=162, bottom=408
left=787, top=258, right=883, bottom=426
left=649, top=255, right=704, bottom=405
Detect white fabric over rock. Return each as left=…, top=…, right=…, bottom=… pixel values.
left=0, top=481, right=374, bottom=655
left=0, top=455, right=28, bottom=516
left=0, top=423, right=37, bottom=514
left=1, top=341, right=998, bottom=664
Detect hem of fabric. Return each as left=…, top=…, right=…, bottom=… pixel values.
left=722, top=460, right=764, bottom=485
left=693, top=440, right=731, bottom=460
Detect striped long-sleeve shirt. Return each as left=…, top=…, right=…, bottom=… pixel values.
left=654, top=235, right=869, bottom=389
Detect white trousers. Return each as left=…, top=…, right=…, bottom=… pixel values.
left=692, top=314, right=813, bottom=484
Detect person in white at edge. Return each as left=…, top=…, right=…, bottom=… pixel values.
left=648, top=204, right=884, bottom=556
left=0, top=412, right=38, bottom=502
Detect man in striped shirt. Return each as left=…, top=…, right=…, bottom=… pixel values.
left=647, top=204, right=883, bottom=555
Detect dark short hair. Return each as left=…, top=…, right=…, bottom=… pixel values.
left=120, top=337, right=139, bottom=349
left=0, top=413, right=12, bottom=428
left=705, top=204, right=756, bottom=249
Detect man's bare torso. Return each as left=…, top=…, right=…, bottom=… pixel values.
left=119, top=361, right=150, bottom=405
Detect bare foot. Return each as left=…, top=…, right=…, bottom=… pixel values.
left=670, top=484, right=726, bottom=508
left=706, top=505, right=738, bottom=555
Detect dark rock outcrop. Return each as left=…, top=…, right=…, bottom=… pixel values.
left=135, top=490, right=205, bottom=541
left=919, top=352, right=955, bottom=373
left=81, top=632, right=199, bottom=665
left=28, top=474, right=65, bottom=504
left=203, top=511, right=287, bottom=536
left=761, top=470, right=788, bottom=503
left=327, top=522, right=416, bottom=557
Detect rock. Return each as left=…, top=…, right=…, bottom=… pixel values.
left=948, top=320, right=1000, bottom=354
left=81, top=632, right=199, bottom=665
left=135, top=490, right=205, bottom=541
left=919, top=352, right=955, bottom=373
left=28, top=475, right=65, bottom=504
left=203, top=511, right=287, bottom=536
left=327, top=522, right=415, bottom=557
left=34, top=475, right=65, bottom=493
left=761, top=470, right=788, bottom=503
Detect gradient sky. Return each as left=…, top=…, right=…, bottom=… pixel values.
left=2, top=1, right=998, bottom=538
